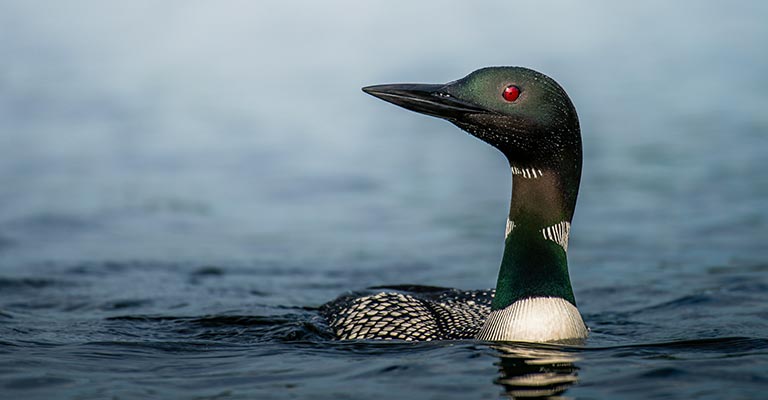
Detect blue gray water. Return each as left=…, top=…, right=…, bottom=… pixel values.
left=1, top=1, right=767, bottom=398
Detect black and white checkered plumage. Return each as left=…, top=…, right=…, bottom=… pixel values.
left=320, top=286, right=494, bottom=341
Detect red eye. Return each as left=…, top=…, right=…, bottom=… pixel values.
left=502, top=85, right=520, bottom=102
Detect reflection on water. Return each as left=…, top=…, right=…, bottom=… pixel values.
left=493, top=344, right=580, bottom=399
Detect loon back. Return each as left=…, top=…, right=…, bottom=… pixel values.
left=321, top=67, right=588, bottom=343
left=321, top=286, right=493, bottom=340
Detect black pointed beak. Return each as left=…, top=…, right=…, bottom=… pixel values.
left=362, top=83, right=491, bottom=120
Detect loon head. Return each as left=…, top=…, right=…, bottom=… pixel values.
left=363, top=67, right=587, bottom=343
left=362, top=67, right=581, bottom=185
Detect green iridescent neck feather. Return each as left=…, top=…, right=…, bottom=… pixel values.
left=491, top=163, right=581, bottom=310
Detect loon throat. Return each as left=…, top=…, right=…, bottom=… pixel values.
left=321, top=67, right=588, bottom=343
left=476, top=162, right=587, bottom=341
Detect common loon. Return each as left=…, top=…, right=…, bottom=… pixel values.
left=320, top=67, right=588, bottom=343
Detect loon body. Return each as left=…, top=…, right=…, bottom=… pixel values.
left=321, top=286, right=494, bottom=340
left=321, top=67, right=588, bottom=342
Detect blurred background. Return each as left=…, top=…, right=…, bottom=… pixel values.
left=1, top=1, right=767, bottom=398
left=2, top=0, right=765, bottom=269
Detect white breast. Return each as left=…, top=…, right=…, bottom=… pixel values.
left=475, top=297, right=588, bottom=343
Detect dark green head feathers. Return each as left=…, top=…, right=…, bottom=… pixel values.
left=362, top=67, right=581, bottom=174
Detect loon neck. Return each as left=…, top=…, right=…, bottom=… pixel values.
left=491, top=163, right=580, bottom=311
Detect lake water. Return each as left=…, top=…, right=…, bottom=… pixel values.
left=1, top=1, right=767, bottom=398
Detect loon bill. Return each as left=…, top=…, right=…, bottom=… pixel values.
left=320, top=67, right=588, bottom=343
